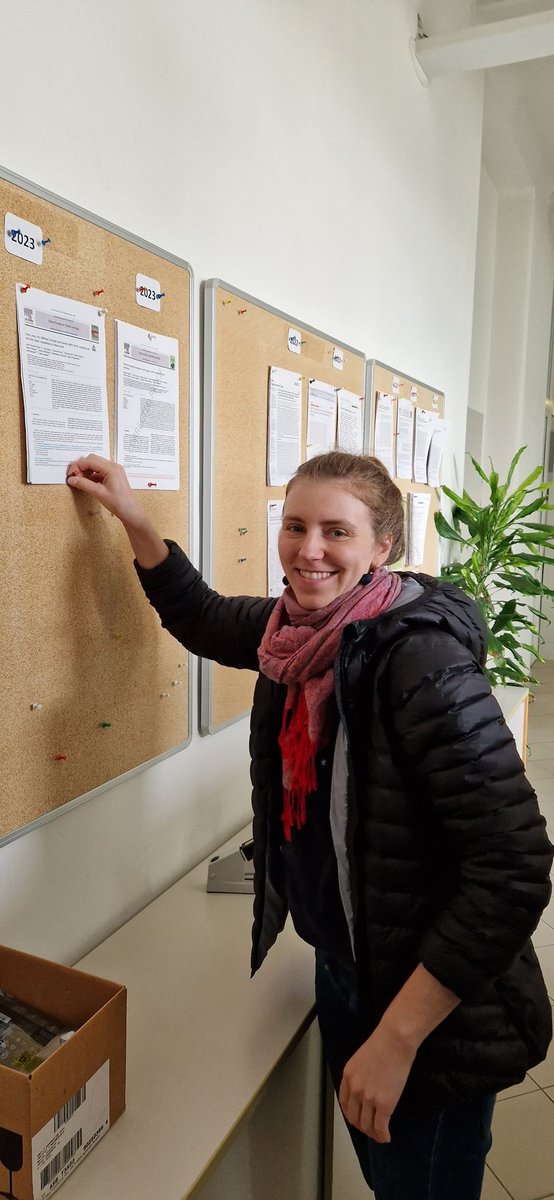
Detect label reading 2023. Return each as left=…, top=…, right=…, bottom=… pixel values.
left=4, top=212, right=43, bottom=264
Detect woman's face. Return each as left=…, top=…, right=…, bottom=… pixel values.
left=278, top=479, right=393, bottom=610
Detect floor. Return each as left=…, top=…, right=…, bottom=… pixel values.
left=482, top=662, right=554, bottom=1200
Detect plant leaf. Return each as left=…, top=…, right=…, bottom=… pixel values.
left=434, top=513, right=467, bottom=543
left=505, top=445, right=528, bottom=488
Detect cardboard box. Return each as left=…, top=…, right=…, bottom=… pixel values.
left=0, top=945, right=126, bottom=1200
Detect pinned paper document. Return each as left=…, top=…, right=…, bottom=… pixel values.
left=116, top=321, right=179, bottom=490
left=374, top=393, right=395, bottom=476
left=337, top=390, right=363, bottom=455
left=306, top=380, right=337, bottom=459
left=427, top=417, right=447, bottom=487
left=267, top=366, right=302, bottom=486
left=396, top=398, right=414, bottom=480
left=267, top=500, right=285, bottom=597
left=413, top=409, right=434, bottom=484
left=16, top=284, right=110, bottom=484
left=406, top=492, right=431, bottom=567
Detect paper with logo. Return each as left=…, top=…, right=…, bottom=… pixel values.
left=15, top=284, right=109, bottom=484
left=406, top=491, right=431, bottom=566
left=267, top=500, right=285, bottom=597
left=267, top=365, right=302, bottom=486
left=374, top=393, right=394, bottom=476
left=116, top=320, right=179, bottom=490
left=426, top=417, right=447, bottom=487
left=396, top=397, right=415, bottom=480
left=306, top=379, right=337, bottom=459
left=413, top=408, right=434, bottom=484
left=337, top=389, right=363, bottom=454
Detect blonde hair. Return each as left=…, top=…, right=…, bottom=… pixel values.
left=286, top=452, right=405, bottom=565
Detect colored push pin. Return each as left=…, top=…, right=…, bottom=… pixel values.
left=155, top=292, right=165, bottom=300
left=92, top=288, right=105, bottom=297
left=222, top=299, right=232, bottom=306
left=98, top=721, right=112, bottom=729
left=41, top=238, right=51, bottom=247
left=147, top=481, right=157, bottom=488
left=238, top=556, right=247, bottom=564
left=160, top=692, right=170, bottom=699
left=30, top=703, right=43, bottom=711
left=8, top=228, right=20, bottom=238
left=54, top=754, right=68, bottom=762
left=136, top=285, right=145, bottom=294
left=238, top=527, right=248, bottom=536
left=20, top=283, right=31, bottom=293
left=171, top=680, right=182, bottom=687
left=238, top=308, right=247, bottom=315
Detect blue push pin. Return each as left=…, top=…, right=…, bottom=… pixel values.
left=41, top=238, right=51, bottom=247
left=156, top=292, right=165, bottom=300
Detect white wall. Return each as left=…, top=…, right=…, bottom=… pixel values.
left=0, top=0, right=485, bottom=964
left=465, top=69, right=554, bottom=666
left=471, top=70, right=554, bottom=486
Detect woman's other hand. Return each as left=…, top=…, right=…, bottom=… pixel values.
left=338, top=1025, right=416, bottom=1143
left=338, top=963, right=459, bottom=1143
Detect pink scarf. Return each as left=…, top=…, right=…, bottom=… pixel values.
left=258, top=569, right=402, bottom=839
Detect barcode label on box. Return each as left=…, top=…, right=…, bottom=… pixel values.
left=40, top=1130, right=83, bottom=1190
left=32, top=1060, right=109, bottom=1199
left=54, top=1085, right=86, bottom=1131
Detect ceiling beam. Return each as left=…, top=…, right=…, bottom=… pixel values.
left=415, top=9, right=554, bottom=80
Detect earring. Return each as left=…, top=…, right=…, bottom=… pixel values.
left=359, top=571, right=373, bottom=585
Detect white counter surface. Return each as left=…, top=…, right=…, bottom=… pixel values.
left=60, top=827, right=316, bottom=1200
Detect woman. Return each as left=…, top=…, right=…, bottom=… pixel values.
left=67, top=449, right=553, bottom=1200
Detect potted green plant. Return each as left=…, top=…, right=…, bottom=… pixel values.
left=434, top=446, right=554, bottom=686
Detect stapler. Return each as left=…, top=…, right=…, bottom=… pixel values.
left=206, top=837, right=255, bottom=893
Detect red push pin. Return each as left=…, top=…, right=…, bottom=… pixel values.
left=54, top=754, right=68, bottom=762
left=238, top=309, right=247, bottom=315
left=20, top=283, right=31, bottom=294
left=92, top=288, right=105, bottom=297
left=147, top=481, right=157, bottom=488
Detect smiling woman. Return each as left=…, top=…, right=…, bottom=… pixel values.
left=66, top=448, right=553, bottom=1200
left=278, top=479, right=392, bottom=608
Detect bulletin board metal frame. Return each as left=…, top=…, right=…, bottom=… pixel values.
left=0, top=164, right=194, bottom=848
left=366, top=359, right=445, bottom=575
left=201, top=279, right=367, bottom=735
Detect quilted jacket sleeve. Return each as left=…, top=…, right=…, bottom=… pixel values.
left=134, top=540, right=276, bottom=670
left=387, top=629, right=553, bottom=1002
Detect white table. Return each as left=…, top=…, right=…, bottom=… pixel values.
left=61, top=828, right=318, bottom=1200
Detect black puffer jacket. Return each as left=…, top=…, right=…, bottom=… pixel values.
left=136, top=542, right=553, bottom=1102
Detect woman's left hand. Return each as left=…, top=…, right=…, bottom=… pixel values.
left=338, top=1026, right=416, bottom=1143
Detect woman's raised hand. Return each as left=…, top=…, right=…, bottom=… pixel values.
left=66, top=454, right=169, bottom=568
left=66, top=454, right=143, bottom=524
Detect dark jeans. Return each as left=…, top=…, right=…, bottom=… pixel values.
left=315, top=952, right=496, bottom=1200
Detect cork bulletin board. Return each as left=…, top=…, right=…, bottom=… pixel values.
left=0, top=167, right=192, bottom=843
left=201, top=280, right=366, bottom=734
left=367, top=360, right=445, bottom=575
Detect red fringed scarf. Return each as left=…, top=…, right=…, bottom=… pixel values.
left=257, top=570, right=402, bottom=840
